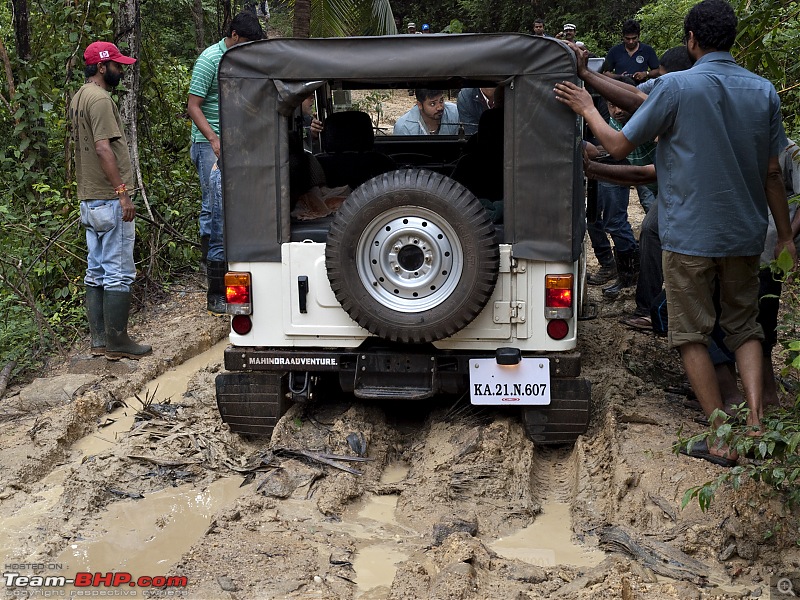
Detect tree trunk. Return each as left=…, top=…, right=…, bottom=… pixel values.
left=293, top=0, right=311, bottom=38
left=220, top=0, right=233, bottom=38
left=0, top=36, right=15, bottom=111
left=117, top=0, right=156, bottom=282
left=12, top=0, right=31, bottom=62
left=193, top=0, right=205, bottom=54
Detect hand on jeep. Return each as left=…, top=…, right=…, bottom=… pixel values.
left=564, top=41, right=589, bottom=74
left=554, top=81, right=593, bottom=117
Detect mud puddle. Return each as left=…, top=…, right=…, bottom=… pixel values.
left=0, top=340, right=230, bottom=571
left=490, top=502, right=603, bottom=567
left=74, top=340, right=228, bottom=457
left=347, top=463, right=414, bottom=596
left=345, top=461, right=601, bottom=596
left=56, top=477, right=245, bottom=574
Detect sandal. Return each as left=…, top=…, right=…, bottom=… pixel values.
left=679, top=439, right=737, bottom=468
left=620, top=315, right=652, bottom=330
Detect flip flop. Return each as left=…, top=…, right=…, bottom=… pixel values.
left=678, top=439, right=737, bottom=468
left=619, top=315, right=652, bottom=331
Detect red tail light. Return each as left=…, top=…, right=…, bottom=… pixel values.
left=545, top=274, right=573, bottom=320
left=225, top=272, right=252, bottom=315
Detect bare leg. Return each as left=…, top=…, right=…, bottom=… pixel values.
left=680, top=342, right=737, bottom=459
left=733, top=339, right=764, bottom=432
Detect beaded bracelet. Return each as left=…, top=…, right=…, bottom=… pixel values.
left=114, top=183, right=127, bottom=195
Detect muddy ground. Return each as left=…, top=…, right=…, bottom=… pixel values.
left=2, top=92, right=800, bottom=599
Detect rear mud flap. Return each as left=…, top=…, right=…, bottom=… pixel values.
left=521, top=377, right=591, bottom=446
left=216, top=372, right=291, bottom=437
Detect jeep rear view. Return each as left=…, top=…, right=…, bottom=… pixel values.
left=214, top=33, right=592, bottom=445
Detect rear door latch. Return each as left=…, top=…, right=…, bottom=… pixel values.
left=298, top=276, right=309, bottom=313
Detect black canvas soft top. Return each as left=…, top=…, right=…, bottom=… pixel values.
left=219, top=33, right=586, bottom=263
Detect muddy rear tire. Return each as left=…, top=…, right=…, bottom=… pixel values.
left=326, top=169, right=499, bottom=343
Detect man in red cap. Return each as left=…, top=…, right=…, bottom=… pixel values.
left=68, top=41, right=151, bottom=360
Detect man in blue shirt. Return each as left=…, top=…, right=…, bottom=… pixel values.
left=394, top=89, right=460, bottom=135
left=602, top=19, right=659, bottom=83
left=555, top=0, right=796, bottom=465
left=457, top=87, right=496, bottom=135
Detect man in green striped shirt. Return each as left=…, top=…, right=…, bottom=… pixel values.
left=187, top=11, right=264, bottom=274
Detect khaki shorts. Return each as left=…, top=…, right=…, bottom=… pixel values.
left=662, top=251, right=763, bottom=351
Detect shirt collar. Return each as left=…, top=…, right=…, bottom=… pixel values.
left=693, top=51, right=735, bottom=66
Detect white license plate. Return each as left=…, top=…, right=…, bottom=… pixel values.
left=469, top=358, right=551, bottom=406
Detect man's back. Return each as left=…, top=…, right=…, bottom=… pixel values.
left=623, top=51, right=782, bottom=257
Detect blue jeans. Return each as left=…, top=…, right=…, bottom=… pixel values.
left=191, top=142, right=216, bottom=238
left=80, top=199, right=135, bottom=292
left=208, top=164, right=225, bottom=262
left=636, top=185, right=656, bottom=214
left=588, top=182, right=638, bottom=264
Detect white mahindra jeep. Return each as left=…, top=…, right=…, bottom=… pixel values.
left=214, top=33, right=592, bottom=445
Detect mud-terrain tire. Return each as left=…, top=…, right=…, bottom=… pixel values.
left=326, top=169, right=499, bottom=343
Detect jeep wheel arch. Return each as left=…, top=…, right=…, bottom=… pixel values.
left=325, top=169, right=499, bottom=343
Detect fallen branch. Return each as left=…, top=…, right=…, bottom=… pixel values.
left=0, top=361, right=16, bottom=400
left=274, top=447, right=364, bottom=475
left=127, top=454, right=202, bottom=467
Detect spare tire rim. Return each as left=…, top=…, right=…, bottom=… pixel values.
left=357, top=206, right=463, bottom=313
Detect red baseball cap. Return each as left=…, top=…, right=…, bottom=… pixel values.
left=84, top=42, right=137, bottom=66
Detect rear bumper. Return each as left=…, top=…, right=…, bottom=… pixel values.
left=223, top=345, right=587, bottom=401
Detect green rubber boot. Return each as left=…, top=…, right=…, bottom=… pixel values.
left=103, top=290, right=152, bottom=360
left=85, top=285, right=105, bottom=356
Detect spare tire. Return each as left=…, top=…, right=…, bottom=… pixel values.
left=326, top=169, right=499, bottom=343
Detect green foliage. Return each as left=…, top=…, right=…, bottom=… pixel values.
left=351, top=89, right=392, bottom=129
left=679, top=398, right=800, bottom=512
left=0, top=0, right=201, bottom=379
left=268, top=5, right=295, bottom=37
left=293, top=0, right=397, bottom=37
left=442, top=19, right=465, bottom=34
left=635, top=0, right=695, bottom=52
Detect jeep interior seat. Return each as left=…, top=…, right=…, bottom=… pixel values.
left=450, top=108, right=504, bottom=237
left=451, top=108, right=504, bottom=202
left=316, top=111, right=396, bottom=189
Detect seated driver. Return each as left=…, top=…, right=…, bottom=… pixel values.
left=393, top=89, right=459, bottom=136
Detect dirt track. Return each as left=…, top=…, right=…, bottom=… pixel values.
left=2, top=264, right=797, bottom=599
left=2, top=94, right=799, bottom=598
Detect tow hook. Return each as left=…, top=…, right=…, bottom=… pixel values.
left=288, top=371, right=313, bottom=402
